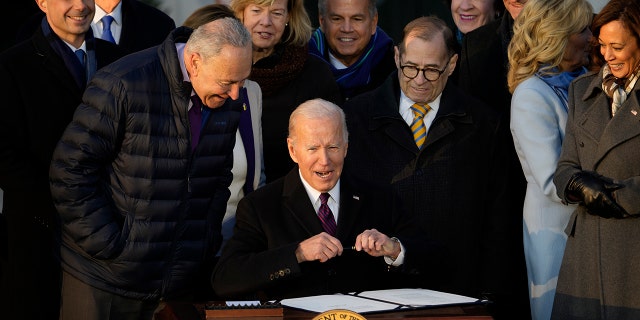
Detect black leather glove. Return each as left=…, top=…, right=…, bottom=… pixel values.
left=567, top=171, right=628, bottom=219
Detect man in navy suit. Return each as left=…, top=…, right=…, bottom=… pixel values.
left=212, top=98, right=442, bottom=300
left=0, top=0, right=125, bottom=319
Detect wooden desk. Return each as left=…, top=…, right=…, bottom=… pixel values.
left=156, top=302, right=493, bottom=320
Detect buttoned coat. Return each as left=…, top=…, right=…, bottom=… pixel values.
left=343, top=73, right=520, bottom=309
left=0, top=25, right=124, bottom=319
left=552, top=71, right=640, bottom=319
left=212, top=168, right=444, bottom=300
left=511, top=75, right=576, bottom=320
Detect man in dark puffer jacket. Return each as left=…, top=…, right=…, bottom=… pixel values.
left=49, top=18, right=252, bottom=319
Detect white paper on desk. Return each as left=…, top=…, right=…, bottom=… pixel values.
left=280, top=294, right=400, bottom=314
left=356, top=288, right=479, bottom=307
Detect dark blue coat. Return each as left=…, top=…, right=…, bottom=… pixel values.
left=343, top=73, right=519, bottom=312
left=49, top=27, right=239, bottom=300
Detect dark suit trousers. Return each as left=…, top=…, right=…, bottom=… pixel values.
left=59, top=271, right=160, bottom=320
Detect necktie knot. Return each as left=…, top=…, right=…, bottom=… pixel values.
left=410, top=103, right=430, bottom=150
left=318, top=193, right=336, bottom=236
left=101, top=15, right=116, bottom=43
left=74, top=49, right=86, bottom=67
left=320, top=193, right=330, bottom=205
left=190, top=95, right=203, bottom=115
left=411, top=103, right=430, bottom=119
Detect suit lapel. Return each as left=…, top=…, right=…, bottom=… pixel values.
left=33, top=30, right=82, bottom=96
left=595, top=89, right=640, bottom=163
left=280, top=169, right=364, bottom=241
left=423, top=83, right=471, bottom=150
left=369, top=75, right=419, bottom=154
left=578, top=93, right=610, bottom=143
left=118, top=0, right=133, bottom=48
left=335, top=178, right=363, bottom=240
left=282, top=170, right=325, bottom=237
left=381, top=119, right=419, bottom=153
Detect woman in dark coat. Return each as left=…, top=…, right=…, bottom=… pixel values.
left=552, top=0, right=640, bottom=318
left=230, top=0, right=342, bottom=183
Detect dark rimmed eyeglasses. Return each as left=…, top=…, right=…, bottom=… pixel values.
left=399, top=62, right=449, bottom=81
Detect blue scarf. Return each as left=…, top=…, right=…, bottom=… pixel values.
left=309, top=26, right=394, bottom=98
left=536, top=66, right=587, bottom=110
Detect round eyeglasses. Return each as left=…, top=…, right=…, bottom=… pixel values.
left=400, top=64, right=448, bottom=81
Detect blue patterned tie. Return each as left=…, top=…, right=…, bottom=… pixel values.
left=101, top=15, right=116, bottom=43
left=318, top=193, right=337, bottom=236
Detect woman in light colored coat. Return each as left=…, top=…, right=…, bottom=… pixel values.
left=507, top=0, right=593, bottom=318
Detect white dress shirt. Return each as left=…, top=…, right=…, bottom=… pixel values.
left=92, top=2, right=123, bottom=44
left=298, top=171, right=405, bottom=265
left=399, top=91, right=442, bottom=133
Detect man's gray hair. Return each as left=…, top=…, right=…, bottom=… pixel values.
left=289, top=98, right=348, bottom=143
left=318, top=0, right=377, bottom=18
left=185, top=17, right=251, bottom=60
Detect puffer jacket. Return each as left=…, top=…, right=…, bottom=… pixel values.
left=49, top=26, right=240, bottom=300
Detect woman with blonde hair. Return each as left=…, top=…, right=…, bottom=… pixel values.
left=506, top=0, right=593, bottom=319
left=230, top=0, right=341, bottom=182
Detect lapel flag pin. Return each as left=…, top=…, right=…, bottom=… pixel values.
left=632, top=109, right=638, bottom=116
left=352, top=195, right=360, bottom=200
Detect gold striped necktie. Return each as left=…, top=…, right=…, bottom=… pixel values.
left=410, top=103, right=431, bottom=150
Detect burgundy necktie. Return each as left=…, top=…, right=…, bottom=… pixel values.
left=189, top=95, right=203, bottom=152
left=318, top=193, right=337, bottom=236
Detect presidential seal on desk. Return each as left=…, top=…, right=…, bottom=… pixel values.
left=312, top=309, right=366, bottom=320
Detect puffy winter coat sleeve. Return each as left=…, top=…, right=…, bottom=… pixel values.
left=50, top=72, right=127, bottom=260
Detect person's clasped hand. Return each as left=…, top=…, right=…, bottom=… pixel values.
left=354, top=228, right=401, bottom=260
left=295, top=232, right=343, bottom=263
left=567, top=171, right=629, bottom=219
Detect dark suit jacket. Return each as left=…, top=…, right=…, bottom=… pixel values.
left=455, top=16, right=530, bottom=316
left=343, top=73, right=517, bottom=303
left=0, top=26, right=125, bottom=319
left=456, top=16, right=513, bottom=118
left=117, top=0, right=176, bottom=54
left=212, top=168, right=443, bottom=300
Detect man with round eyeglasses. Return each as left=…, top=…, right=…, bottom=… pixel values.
left=399, top=62, right=451, bottom=82
left=343, top=15, right=522, bottom=319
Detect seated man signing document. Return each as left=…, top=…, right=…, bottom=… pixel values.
left=212, top=98, right=443, bottom=300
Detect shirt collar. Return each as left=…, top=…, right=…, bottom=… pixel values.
left=64, top=41, right=87, bottom=52
left=399, top=90, right=442, bottom=115
left=328, top=52, right=348, bottom=70
left=176, top=43, right=190, bottom=83
left=298, top=170, right=341, bottom=206
left=93, top=2, right=123, bottom=24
